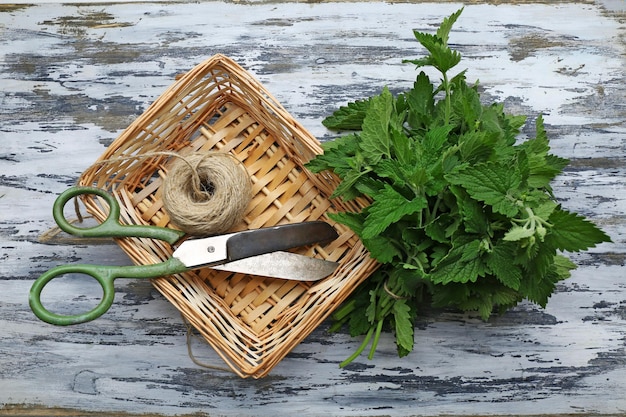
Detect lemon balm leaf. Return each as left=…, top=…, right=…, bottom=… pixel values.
left=447, top=161, right=523, bottom=217
left=362, top=184, right=428, bottom=239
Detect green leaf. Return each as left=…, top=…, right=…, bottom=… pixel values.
left=409, top=14, right=462, bottom=74
left=515, top=115, right=570, bottom=188
left=446, top=161, right=523, bottom=217
left=354, top=176, right=386, bottom=198
left=430, top=239, right=484, bottom=284
left=366, top=289, right=378, bottom=323
left=548, top=208, right=612, bottom=252
left=431, top=256, right=483, bottom=284
left=306, top=133, right=359, bottom=174
left=362, top=184, right=428, bottom=239
left=392, top=300, right=414, bottom=356
left=452, top=186, right=489, bottom=234
left=345, top=290, right=375, bottom=336
left=553, top=254, right=577, bottom=280
left=422, top=125, right=453, bottom=156
left=360, top=87, right=394, bottom=163
left=390, top=127, right=412, bottom=165
left=363, top=234, right=403, bottom=264
left=451, top=82, right=482, bottom=131
left=405, top=71, right=435, bottom=130
left=425, top=217, right=448, bottom=243
left=534, top=200, right=558, bottom=219
left=374, top=159, right=409, bottom=187
left=490, top=287, right=522, bottom=311
left=458, top=131, right=499, bottom=164
left=430, top=43, right=462, bottom=74
left=328, top=211, right=365, bottom=235
left=436, top=7, right=464, bottom=45
left=486, top=243, right=522, bottom=290
left=322, top=98, right=371, bottom=130
left=518, top=262, right=559, bottom=307
left=503, top=225, right=535, bottom=242
left=330, top=166, right=373, bottom=200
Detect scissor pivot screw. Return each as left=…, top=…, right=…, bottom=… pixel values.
left=207, top=246, right=215, bottom=253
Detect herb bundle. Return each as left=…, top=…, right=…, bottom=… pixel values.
left=306, top=8, right=611, bottom=366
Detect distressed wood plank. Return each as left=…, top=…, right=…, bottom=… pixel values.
left=0, top=1, right=624, bottom=416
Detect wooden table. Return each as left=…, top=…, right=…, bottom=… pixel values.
left=1, top=1, right=624, bottom=415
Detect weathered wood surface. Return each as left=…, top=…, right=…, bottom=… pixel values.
left=0, top=1, right=624, bottom=416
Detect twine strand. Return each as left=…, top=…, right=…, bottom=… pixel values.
left=182, top=313, right=233, bottom=373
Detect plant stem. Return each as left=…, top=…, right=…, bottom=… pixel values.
left=339, top=327, right=374, bottom=368
left=430, top=193, right=444, bottom=222
left=368, top=319, right=385, bottom=359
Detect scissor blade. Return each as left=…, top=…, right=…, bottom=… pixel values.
left=226, top=221, right=338, bottom=262
left=172, top=221, right=338, bottom=269
left=213, top=251, right=338, bottom=281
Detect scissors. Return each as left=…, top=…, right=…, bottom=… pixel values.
left=29, top=186, right=339, bottom=326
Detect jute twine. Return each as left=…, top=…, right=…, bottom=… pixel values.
left=162, top=152, right=252, bottom=235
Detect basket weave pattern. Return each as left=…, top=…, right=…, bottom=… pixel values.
left=78, top=55, right=377, bottom=378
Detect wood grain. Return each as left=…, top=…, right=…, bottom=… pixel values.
left=0, top=1, right=624, bottom=416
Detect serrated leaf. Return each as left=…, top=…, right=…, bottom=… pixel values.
left=425, top=218, right=448, bottom=243
left=430, top=239, right=483, bottom=284
left=452, top=186, right=489, bottom=234
left=354, top=176, right=386, bottom=198
left=431, top=256, right=483, bottom=284
left=412, top=31, right=441, bottom=55
left=306, top=134, right=358, bottom=172
left=436, top=7, right=464, bottom=45
left=364, top=234, right=403, bottom=264
left=405, top=71, right=435, bottom=129
left=374, top=159, right=409, bottom=187
left=360, top=87, right=394, bottom=163
left=458, top=131, right=499, bottom=164
left=503, top=225, right=535, bottom=242
left=451, top=82, right=482, bottom=130
left=446, top=161, right=523, bottom=217
left=422, top=125, right=453, bottom=155
left=322, top=98, right=371, bottom=130
left=362, top=184, right=428, bottom=239
left=517, top=115, right=570, bottom=188
left=328, top=211, right=365, bottom=235
left=392, top=300, right=414, bottom=355
left=518, top=262, right=559, bottom=307
left=548, top=208, right=612, bottom=252
left=491, top=287, right=522, bottom=309
left=534, top=200, right=558, bottom=219
left=330, top=165, right=373, bottom=200
left=430, top=43, right=462, bottom=74
left=347, top=311, right=372, bottom=337
left=403, top=56, right=435, bottom=69
left=410, top=28, right=461, bottom=74
left=486, top=243, right=522, bottom=290
left=553, top=254, right=577, bottom=280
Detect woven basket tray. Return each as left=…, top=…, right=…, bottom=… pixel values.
left=78, top=54, right=377, bottom=378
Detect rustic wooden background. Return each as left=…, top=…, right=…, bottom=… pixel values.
left=1, top=1, right=624, bottom=416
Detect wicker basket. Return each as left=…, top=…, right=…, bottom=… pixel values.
left=78, top=54, right=377, bottom=378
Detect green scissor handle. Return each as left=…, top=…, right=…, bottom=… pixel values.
left=29, top=257, right=189, bottom=325
left=29, top=186, right=189, bottom=325
left=52, top=186, right=185, bottom=244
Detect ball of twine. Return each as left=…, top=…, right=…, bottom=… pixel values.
left=162, top=152, right=252, bottom=236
